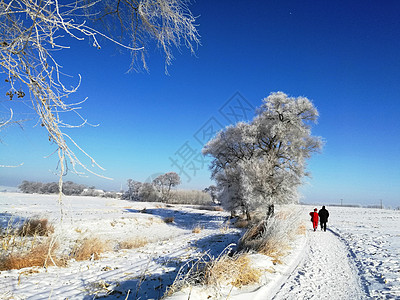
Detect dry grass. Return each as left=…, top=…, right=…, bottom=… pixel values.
left=119, top=238, right=148, bottom=249
left=296, top=223, right=307, bottom=235
left=234, top=219, right=249, bottom=228
left=258, top=239, right=291, bottom=265
left=166, top=250, right=262, bottom=297
left=203, top=253, right=262, bottom=287
left=17, top=218, right=54, bottom=237
left=0, top=239, right=65, bottom=271
left=239, top=208, right=302, bottom=264
left=197, top=206, right=224, bottom=212
left=70, top=237, right=110, bottom=261
left=0, top=218, right=115, bottom=271
left=163, top=217, right=175, bottom=224
left=192, top=225, right=202, bottom=233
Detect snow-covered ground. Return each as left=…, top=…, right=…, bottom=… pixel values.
left=0, top=193, right=399, bottom=299
left=272, top=205, right=400, bottom=300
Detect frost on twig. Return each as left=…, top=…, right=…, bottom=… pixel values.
left=0, top=0, right=199, bottom=178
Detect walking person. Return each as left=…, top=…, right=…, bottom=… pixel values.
left=309, top=208, right=319, bottom=231
left=318, top=205, right=329, bottom=232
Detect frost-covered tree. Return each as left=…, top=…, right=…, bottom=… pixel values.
left=125, top=179, right=142, bottom=201
left=203, top=92, right=323, bottom=219
left=152, top=172, right=181, bottom=202
left=203, top=185, right=219, bottom=204
left=0, top=0, right=199, bottom=177
left=138, top=182, right=158, bottom=202
left=18, top=180, right=86, bottom=195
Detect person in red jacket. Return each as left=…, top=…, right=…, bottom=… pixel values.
left=309, top=208, right=319, bottom=231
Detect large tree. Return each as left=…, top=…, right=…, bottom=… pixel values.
left=0, top=0, right=199, bottom=176
left=203, top=92, right=323, bottom=219
left=152, top=172, right=181, bottom=202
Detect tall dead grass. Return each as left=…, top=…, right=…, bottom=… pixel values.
left=17, top=218, right=54, bottom=237
left=203, top=253, right=261, bottom=287
left=70, top=237, right=110, bottom=261
left=0, top=217, right=63, bottom=271
left=165, top=247, right=261, bottom=297
left=119, top=238, right=148, bottom=249
left=0, top=218, right=114, bottom=271
left=1, top=218, right=54, bottom=252
left=0, top=239, right=65, bottom=271
left=239, top=209, right=302, bottom=263
left=192, top=225, right=202, bottom=233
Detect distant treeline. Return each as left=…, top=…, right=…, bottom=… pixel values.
left=303, top=203, right=395, bottom=209
left=122, top=173, right=214, bottom=206
left=18, top=180, right=212, bottom=204
left=122, top=180, right=213, bottom=205
left=18, top=181, right=120, bottom=198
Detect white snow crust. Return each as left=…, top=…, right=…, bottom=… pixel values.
left=0, top=193, right=399, bottom=299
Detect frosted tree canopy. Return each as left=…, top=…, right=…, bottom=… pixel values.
left=203, top=92, right=323, bottom=219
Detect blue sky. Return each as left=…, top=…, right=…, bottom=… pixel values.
left=1, top=0, right=399, bottom=207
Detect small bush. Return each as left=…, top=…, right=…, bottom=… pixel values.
left=163, top=217, right=175, bottom=224
left=71, top=237, right=109, bottom=261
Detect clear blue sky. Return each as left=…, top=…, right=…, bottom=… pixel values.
left=1, top=0, right=399, bottom=207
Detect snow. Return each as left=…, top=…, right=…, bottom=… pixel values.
left=1, top=193, right=399, bottom=299
left=272, top=206, right=400, bottom=300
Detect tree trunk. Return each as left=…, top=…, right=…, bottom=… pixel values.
left=265, top=204, right=274, bottom=223
left=246, top=209, right=251, bottom=221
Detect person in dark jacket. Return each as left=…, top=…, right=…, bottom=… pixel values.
left=318, top=206, right=329, bottom=232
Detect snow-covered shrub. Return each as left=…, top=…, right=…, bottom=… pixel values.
left=138, top=183, right=159, bottom=202
left=102, top=191, right=121, bottom=199
left=81, top=188, right=105, bottom=197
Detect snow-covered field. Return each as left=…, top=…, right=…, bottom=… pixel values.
left=0, top=193, right=399, bottom=299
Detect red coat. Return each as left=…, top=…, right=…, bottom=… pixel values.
left=310, top=211, right=319, bottom=225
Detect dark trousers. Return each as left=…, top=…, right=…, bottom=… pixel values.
left=320, top=221, right=327, bottom=231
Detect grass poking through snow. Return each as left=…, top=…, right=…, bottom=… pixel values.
left=118, top=238, right=148, bottom=249
left=70, top=237, right=110, bottom=261
left=165, top=246, right=262, bottom=298
left=239, top=209, right=302, bottom=263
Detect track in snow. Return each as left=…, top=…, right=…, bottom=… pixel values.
left=272, top=228, right=366, bottom=300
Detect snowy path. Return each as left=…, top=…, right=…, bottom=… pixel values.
left=273, top=228, right=366, bottom=300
